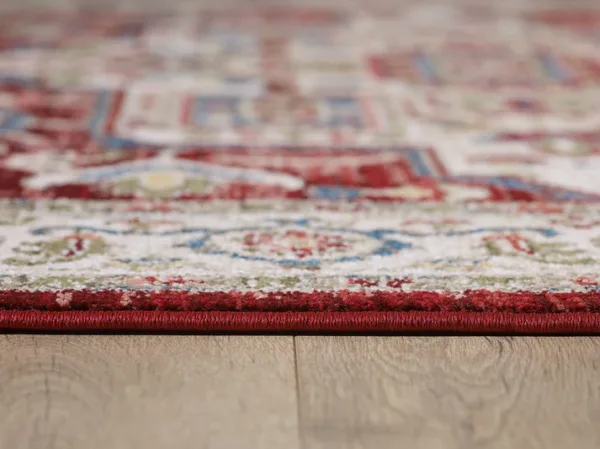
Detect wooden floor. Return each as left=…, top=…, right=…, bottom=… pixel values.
left=0, top=336, right=599, bottom=449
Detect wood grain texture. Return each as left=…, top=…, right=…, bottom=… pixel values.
left=296, top=336, right=600, bottom=449
left=0, top=335, right=299, bottom=449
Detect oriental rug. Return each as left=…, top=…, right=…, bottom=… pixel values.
left=1, top=0, right=600, bottom=333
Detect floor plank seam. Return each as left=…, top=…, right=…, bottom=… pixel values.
left=293, top=337, right=306, bottom=449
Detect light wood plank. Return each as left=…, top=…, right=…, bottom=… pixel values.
left=296, top=336, right=600, bottom=449
left=0, top=335, right=299, bottom=449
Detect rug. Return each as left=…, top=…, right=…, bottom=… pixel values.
left=1, top=0, right=600, bottom=333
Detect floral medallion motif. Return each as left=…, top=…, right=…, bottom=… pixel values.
left=481, top=230, right=594, bottom=265
left=5, top=231, right=107, bottom=266
left=182, top=219, right=411, bottom=267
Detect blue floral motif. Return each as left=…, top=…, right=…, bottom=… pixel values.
left=181, top=219, right=412, bottom=267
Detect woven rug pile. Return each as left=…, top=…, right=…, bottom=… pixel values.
left=1, top=0, right=600, bottom=332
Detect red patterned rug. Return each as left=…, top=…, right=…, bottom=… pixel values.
left=1, top=0, right=600, bottom=333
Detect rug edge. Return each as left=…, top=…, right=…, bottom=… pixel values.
left=1, top=310, right=600, bottom=334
